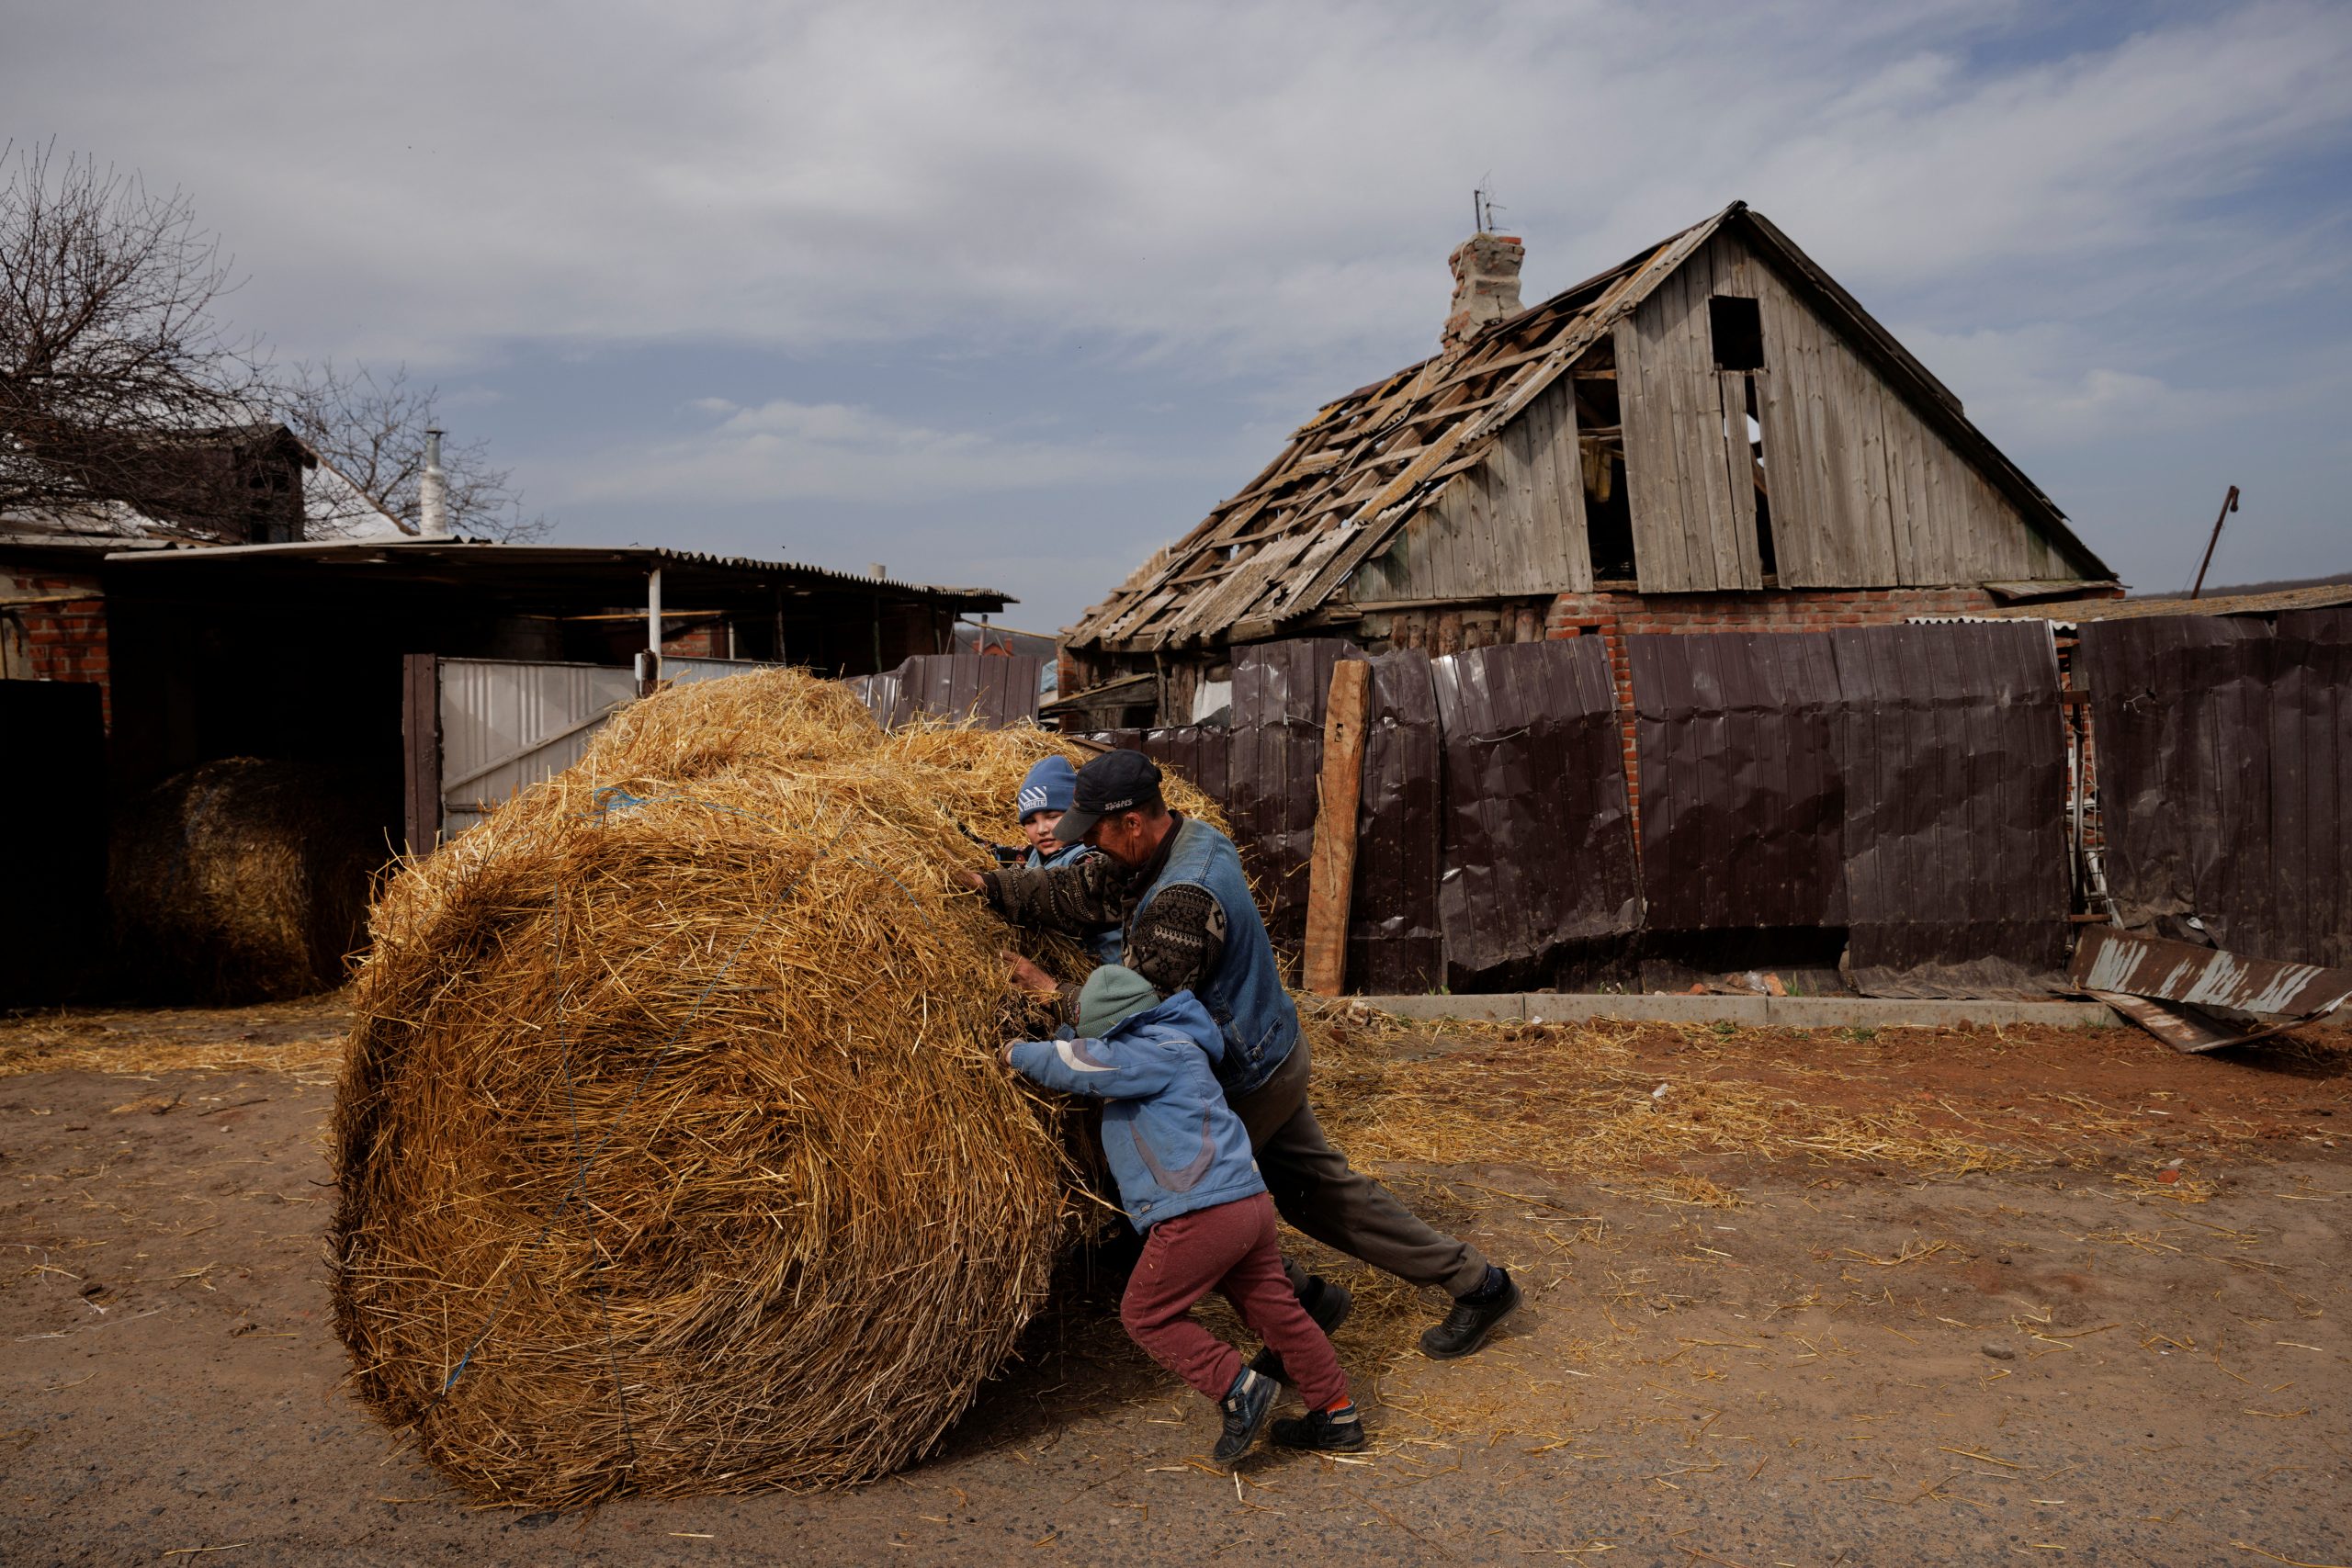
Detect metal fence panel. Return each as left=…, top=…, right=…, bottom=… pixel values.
left=439, top=657, right=779, bottom=836
left=854, top=653, right=1044, bottom=729
left=1227, top=639, right=1361, bottom=951
left=438, top=659, right=639, bottom=834
left=2081, top=607, right=2352, bottom=966
left=1349, top=649, right=1445, bottom=994
left=1831, top=622, right=2069, bottom=988
left=1631, top=632, right=1844, bottom=931
left=1631, top=624, right=2068, bottom=992
left=1431, top=638, right=1641, bottom=981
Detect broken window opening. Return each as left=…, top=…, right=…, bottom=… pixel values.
left=1576, top=360, right=1637, bottom=583
left=1740, top=373, right=1776, bottom=581
left=1586, top=450, right=1637, bottom=582
left=1709, top=295, right=1764, bottom=372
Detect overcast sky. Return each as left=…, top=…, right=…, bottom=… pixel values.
left=9, top=0, right=2349, bottom=630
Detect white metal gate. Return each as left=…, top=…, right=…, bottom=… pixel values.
left=435, top=657, right=774, bottom=837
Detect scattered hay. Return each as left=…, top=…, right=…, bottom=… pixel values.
left=1303, top=1006, right=2062, bottom=1179
left=0, top=996, right=349, bottom=1082
left=329, top=669, right=1217, bottom=1506
left=109, top=758, right=382, bottom=1005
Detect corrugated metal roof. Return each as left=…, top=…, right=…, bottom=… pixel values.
left=1973, top=581, right=2352, bottom=626
left=100, top=537, right=1011, bottom=611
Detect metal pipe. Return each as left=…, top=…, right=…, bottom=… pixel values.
left=2189, top=484, right=2240, bottom=600
left=643, top=567, right=663, bottom=692
left=419, top=429, right=451, bottom=538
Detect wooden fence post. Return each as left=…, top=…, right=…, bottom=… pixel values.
left=400, top=652, right=442, bottom=856
left=1303, top=659, right=1371, bottom=997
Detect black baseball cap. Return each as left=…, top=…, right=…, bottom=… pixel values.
left=1053, top=750, right=1164, bottom=843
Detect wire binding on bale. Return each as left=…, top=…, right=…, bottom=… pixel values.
left=329, top=670, right=1218, bottom=1505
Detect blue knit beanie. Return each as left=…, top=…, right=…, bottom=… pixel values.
left=1015, top=754, right=1078, bottom=823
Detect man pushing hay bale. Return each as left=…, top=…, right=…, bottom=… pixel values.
left=329, top=670, right=1215, bottom=1504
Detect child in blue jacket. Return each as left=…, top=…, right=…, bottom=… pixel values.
left=1002, top=964, right=1363, bottom=1465
left=1012, top=755, right=1121, bottom=962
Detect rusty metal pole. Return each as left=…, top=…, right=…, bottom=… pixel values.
left=2188, top=484, right=2240, bottom=601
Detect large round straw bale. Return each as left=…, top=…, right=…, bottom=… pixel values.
left=579, top=661, right=882, bottom=781
left=331, top=670, right=1147, bottom=1504
left=109, top=756, right=379, bottom=1003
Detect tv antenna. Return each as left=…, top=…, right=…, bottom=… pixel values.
left=1473, top=180, right=1503, bottom=233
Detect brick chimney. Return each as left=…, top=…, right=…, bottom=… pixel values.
left=1441, top=231, right=1524, bottom=355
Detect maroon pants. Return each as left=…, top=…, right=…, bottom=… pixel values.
left=1119, top=1192, right=1348, bottom=1411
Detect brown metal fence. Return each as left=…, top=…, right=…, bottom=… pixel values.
left=1224, top=639, right=1358, bottom=951
left=1629, top=630, right=1845, bottom=932
left=1630, top=622, right=2070, bottom=994
left=1832, top=624, right=2071, bottom=991
left=1431, top=639, right=1642, bottom=985
left=1061, top=613, right=2342, bottom=996
left=850, top=653, right=1044, bottom=729
left=1348, top=650, right=1445, bottom=994
left=2079, top=606, right=2352, bottom=968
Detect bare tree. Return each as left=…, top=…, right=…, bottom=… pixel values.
left=0, top=141, right=274, bottom=535
left=276, top=357, right=550, bottom=541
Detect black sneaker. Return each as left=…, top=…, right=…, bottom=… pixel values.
left=1272, top=1405, right=1368, bottom=1453
left=1248, top=1275, right=1354, bottom=1382
left=1213, top=1368, right=1279, bottom=1468
left=1419, top=1268, right=1521, bottom=1360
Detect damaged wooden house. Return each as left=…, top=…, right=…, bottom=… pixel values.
left=1055, top=200, right=2118, bottom=728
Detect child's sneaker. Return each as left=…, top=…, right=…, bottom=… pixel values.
left=1272, top=1402, right=1368, bottom=1453
left=1212, top=1368, right=1279, bottom=1468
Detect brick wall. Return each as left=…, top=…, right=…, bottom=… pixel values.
left=2, top=566, right=111, bottom=728
left=1543, top=585, right=2004, bottom=833
left=660, top=621, right=729, bottom=659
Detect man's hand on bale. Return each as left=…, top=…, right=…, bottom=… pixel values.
left=955, top=869, right=987, bottom=893
left=1001, top=950, right=1058, bottom=998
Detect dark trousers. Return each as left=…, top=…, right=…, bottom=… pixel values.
left=1232, top=1037, right=1489, bottom=1298
left=1120, top=1193, right=1349, bottom=1410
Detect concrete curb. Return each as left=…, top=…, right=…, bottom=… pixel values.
left=1349, top=992, right=2120, bottom=1030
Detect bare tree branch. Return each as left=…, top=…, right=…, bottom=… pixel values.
left=274, top=358, right=551, bottom=542
left=3, top=141, right=551, bottom=545
left=0, top=139, right=277, bottom=536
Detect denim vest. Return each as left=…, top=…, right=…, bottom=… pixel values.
left=1029, top=842, right=1125, bottom=964
left=1125, top=816, right=1298, bottom=1098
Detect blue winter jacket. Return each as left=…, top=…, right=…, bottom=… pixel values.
left=1133, top=817, right=1297, bottom=1099
left=1006, top=990, right=1263, bottom=1229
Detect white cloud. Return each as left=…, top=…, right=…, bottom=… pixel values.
left=1899, top=323, right=2202, bottom=446
left=566, top=398, right=1199, bottom=506
left=9, top=0, right=2350, bottom=619
left=13, top=0, right=2347, bottom=376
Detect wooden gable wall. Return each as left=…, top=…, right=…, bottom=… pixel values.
left=1617, top=230, right=2077, bottom=592
left=1348, top=372, right=1592, bottom=604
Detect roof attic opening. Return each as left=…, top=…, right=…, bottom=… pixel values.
left=1709, top=295, right=1765, bottom=371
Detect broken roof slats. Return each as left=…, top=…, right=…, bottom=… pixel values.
left=1135, top=220, right=1720, bottom=648
left=1072, top=201, right=2111, bottom=654
left=1154, top=531, right=1320, bottom=649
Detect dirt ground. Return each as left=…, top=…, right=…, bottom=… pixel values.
left=4, top=998, right=2349, bottom=1567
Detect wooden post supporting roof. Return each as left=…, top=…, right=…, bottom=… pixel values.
left=1303, top=659, right=1372, bottom=997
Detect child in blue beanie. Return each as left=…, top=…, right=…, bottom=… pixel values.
left=1014, top=754, right=1084, bottom=868
left=1013, top=754, right=1121, bottom=961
